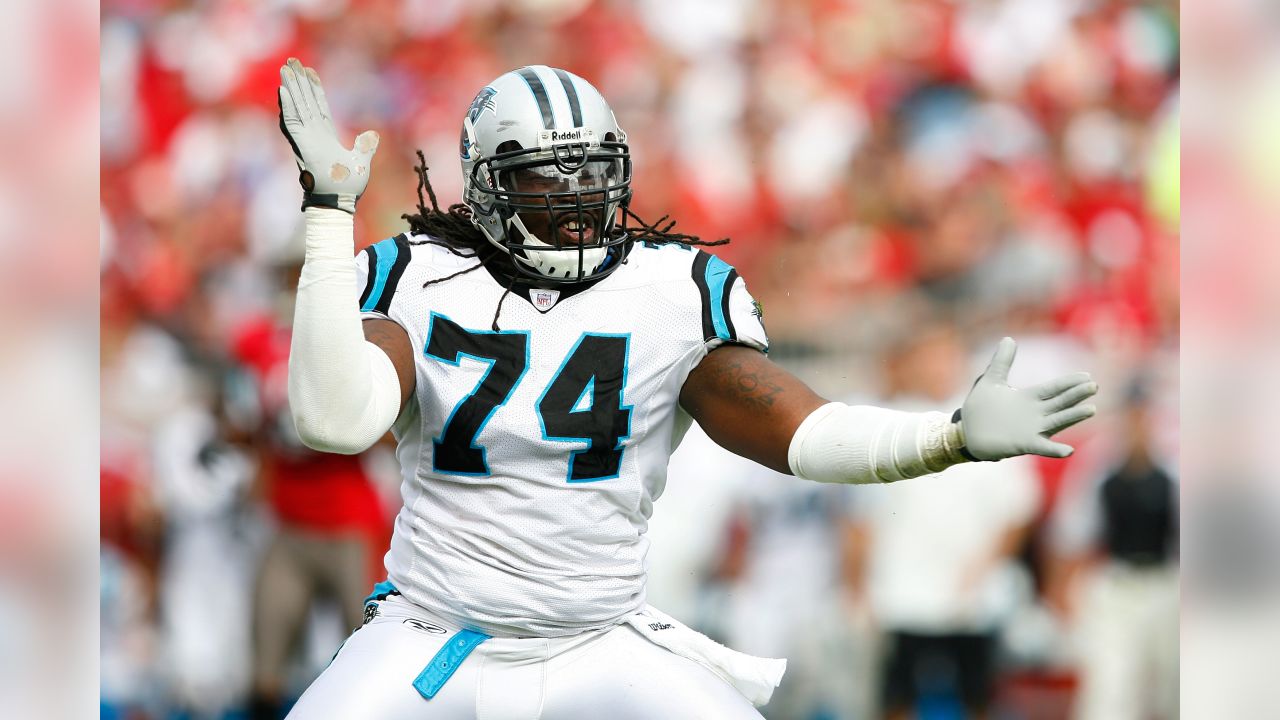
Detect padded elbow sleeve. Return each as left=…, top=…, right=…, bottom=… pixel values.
left=786, top=402, right=969, bottom=484
left=287, top=208, right=404, bottom=454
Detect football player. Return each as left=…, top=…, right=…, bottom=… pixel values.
left=276, top=59, right=1098, bottom=719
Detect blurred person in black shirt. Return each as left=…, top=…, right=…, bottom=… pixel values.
left=1049, top=380, right=1177, bottom=720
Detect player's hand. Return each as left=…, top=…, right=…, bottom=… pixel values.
left=958, top=337, right=1098, bottom=461
left=277, top=57, right=379, bottom=214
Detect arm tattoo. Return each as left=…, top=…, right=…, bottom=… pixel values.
left=707, top=356, right=786, bottom=410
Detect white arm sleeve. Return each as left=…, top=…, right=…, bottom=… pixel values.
left=787, top=402, right=971, bottom=484
left=287, top=207, right=404, bottom=455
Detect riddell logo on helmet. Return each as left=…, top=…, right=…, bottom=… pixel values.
left=539, top=128, right=595, bottom=148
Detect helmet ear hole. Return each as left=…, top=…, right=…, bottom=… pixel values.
left=604, top=132, right=617, bottom=143
left=496, top=140, right=522, bottom=155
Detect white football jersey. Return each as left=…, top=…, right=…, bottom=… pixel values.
left=354, top=236, right=769, bottom=638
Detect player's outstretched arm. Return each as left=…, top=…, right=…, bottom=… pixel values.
left=279, top=58, right=414, bottom=454
left=678, top=345, right=827, bottom=474
left=681, top=339, right=1097, bottom=483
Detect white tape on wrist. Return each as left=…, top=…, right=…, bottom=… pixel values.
left=787, top=402, right=969, bottom=484
left=287, top=207, right=403, bottom=454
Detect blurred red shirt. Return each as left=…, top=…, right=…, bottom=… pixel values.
left=233, top=315, right=386, bottom=534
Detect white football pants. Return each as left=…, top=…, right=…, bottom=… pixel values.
left=287, top=594, right=765, bottom=719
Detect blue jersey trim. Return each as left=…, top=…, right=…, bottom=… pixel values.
left=704, top=255, right=735, bottom=341
left=361, top=237, right=400, bottom=312
left=363, top=580, right=400, bottom=606
left=412, top=629, right=490, bottom=699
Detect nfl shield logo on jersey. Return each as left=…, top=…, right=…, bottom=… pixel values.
left=532, top=288, right=561, bottom=311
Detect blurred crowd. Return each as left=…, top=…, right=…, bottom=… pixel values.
left=100, top=0, right=1179, bottom=718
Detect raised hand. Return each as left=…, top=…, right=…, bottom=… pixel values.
left=959, top=337, right=1098, bottom=460
left=277, top=57, right=380, bottom=214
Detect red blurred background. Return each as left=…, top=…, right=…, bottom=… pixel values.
left=98, top=1, right=1180, bottom=718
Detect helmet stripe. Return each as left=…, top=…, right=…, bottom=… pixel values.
left=552, top=69, right=583, bottom=127
left=515, top=67, right=555, bottom=129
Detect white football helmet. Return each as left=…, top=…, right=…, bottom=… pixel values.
left=460, top=66, right=633, bottom=284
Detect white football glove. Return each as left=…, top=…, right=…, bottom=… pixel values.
left=277, top=57, right=379, bottom=214
left=958, top=337, right=1098, bottom=460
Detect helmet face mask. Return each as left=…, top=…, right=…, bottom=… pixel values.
left=476, top=141, right=632, bottom=282
left=460, top=67, right=635, bottom=285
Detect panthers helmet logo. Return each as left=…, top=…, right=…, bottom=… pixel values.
left=460, top=86, right=498, bottom=159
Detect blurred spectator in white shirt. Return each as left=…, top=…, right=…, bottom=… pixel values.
left=843, top=323, right=1041, bottom=719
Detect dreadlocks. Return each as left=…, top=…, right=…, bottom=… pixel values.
left=400, top=150, right=730, bottom=330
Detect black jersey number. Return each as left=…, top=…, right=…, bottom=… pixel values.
left=537, top=334, right=633, bottom=482
left=424, top=316, right=631, bottom=482
left=424, top=314, right=529, bottom=476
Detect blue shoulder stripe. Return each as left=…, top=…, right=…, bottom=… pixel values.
left=704, top=255, right=738, bottom=341
left=359, top=235, right=411, bottom=314
left=692, top=252, right=741, bottom=342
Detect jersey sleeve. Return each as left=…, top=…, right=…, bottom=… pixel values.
left=690, top=251, right=770, bottom=354
left=354, top=234, right=412, bottom=322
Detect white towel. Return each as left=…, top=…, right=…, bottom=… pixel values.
left=623, top=605, right=787, bottom=707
